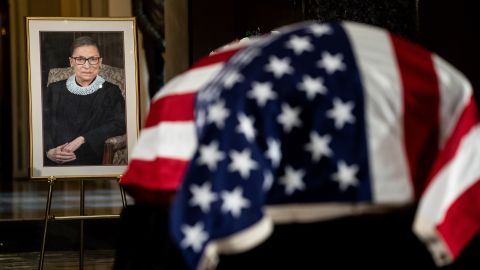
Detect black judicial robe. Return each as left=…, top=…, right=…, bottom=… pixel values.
left=43, top=79, right=126, bottom=166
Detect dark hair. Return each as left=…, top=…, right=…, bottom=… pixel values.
left=70, top=36, right=100, bottom=56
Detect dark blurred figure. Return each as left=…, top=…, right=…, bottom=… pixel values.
left=133, top=0, right=165, bottom=99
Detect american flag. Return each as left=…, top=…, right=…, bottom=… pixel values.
left=120, top=41, right=251, bottom=200
left=122, top=21, right=480, bottom=269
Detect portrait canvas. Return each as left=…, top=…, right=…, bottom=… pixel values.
left=27, top=17, right=139, bottom=178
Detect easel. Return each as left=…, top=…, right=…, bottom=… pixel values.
left=38, top=176, right=127, bottom=270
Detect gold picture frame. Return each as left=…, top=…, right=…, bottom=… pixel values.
left=27, top=17, right=139, bottom=179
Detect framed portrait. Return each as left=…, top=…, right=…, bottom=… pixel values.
left=27, top=17, right=139, bottom=179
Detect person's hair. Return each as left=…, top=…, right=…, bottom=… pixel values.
left=70, top=36, right=100, bottom=56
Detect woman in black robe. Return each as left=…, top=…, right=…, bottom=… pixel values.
left=43, top=36, right=126, bottom=166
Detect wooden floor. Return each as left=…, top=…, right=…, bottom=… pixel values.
left=0, top=179, right=129, bottom=270
left=0, top=250, right=114, bottom=270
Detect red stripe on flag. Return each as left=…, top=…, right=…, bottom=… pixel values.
left=391, top=34, right=440, bottom=199
left=121, top=157, right=190, bottom=190
left=144, top=92, right=196, bottom=128
left=437, top=179, right=480, bottom=258
left=426, top=98, right=479, bottom=189
left=191, top=47, right=242, bottom=69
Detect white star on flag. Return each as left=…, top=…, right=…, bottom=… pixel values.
left=332, top=160, right=359, bottom=191
left=189, top=182, right=218, bottom=213
left=297, top=75, right=327, bottom=100
left=263, top=171, right=274, bottom=191
left=317, top=51, right=346, bottom=74
left=223, top=70, right=244, bottom=89
left=247, top=81, right=278, bottom=107
left=279, top=166, right=306, bottom=195
left=309, top=23, right=333, bottom=37
left=326, top=98, right=356, bottom=129
left=196, top=109, right=206, bottom=131
left=236, top=113, right=256, bottom=141
left=221, top=187, right=251, bottom=218
left=285, top=35, right=314, bottom=55
left=180, top=222, right=209, bottom=253
left=228, top=149, right=258, bottom=179
left=277, top=103, right=302, bottom=132
left=197, top=141, right=225, bottom=170
left=305, top=132, right=332, bottom=162
left=265, top=55, right=294, bottom=78
left=207, top=99, right=230, bottom=129
left=266, top=138, right=282, bottom=168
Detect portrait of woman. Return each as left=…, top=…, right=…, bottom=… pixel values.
left=42, top=35, right=126, bottom=166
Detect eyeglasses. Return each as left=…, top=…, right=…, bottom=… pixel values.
left=71, top=56, right=101, bottom=65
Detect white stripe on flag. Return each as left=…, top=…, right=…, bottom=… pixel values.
left=152, top=63, right=224, bottom=102
left=131, top=122, right=197, bottom=161
left=414, top=125, right=480, bottom=234
left=343, top=22, right=413, bottom=204
left=434, top=55, right=473, bottom=148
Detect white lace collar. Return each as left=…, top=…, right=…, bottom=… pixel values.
left=66, top=75, right=105, bottom=95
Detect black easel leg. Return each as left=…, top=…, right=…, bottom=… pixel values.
left=119, top=183, right=127, bottom=208
left=80, top=180, right=85, bottom=270
left=38, top=177, right=55, bottom=270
